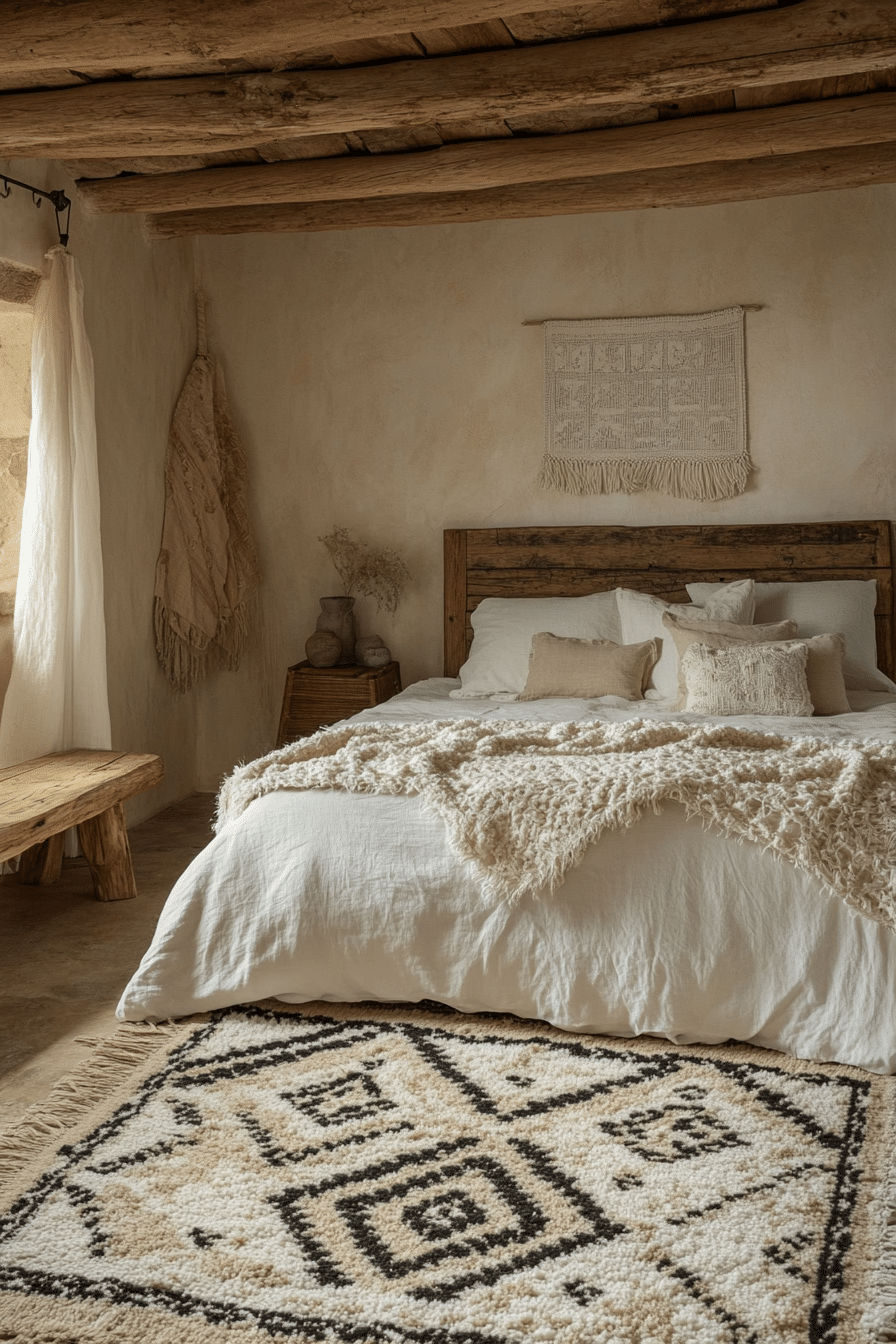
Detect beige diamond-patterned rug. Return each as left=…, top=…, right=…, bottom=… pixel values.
left=1, top=1001, right=894, bottom=1343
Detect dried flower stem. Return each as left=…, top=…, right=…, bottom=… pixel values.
left=319, top=527, right=410, bottom=614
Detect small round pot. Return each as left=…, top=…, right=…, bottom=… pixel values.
left=361, top=645, right=391, bottom=669
left=305, top=629, right=341, bottom=668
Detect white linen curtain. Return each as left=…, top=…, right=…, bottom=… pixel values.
left=0, top=246, right=111, bottom=776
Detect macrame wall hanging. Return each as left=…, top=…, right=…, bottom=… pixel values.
left=153, top=293, right=261, bottom=692
left=539, top=307, right=750, bottom=501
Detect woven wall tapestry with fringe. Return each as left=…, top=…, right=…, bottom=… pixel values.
left=539, top=307, right=750, bottom=501
left=153, top=295, right=260, bottom=693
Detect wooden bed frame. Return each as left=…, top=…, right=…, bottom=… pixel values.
left=444, top=520, right=896, bottom=680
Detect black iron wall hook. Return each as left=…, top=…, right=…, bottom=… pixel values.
left=0, top=174, right=72, bottom=247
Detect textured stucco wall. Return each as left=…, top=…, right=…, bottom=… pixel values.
left=0, top=158, right=197, bottom=820
left=190, top=183, right=896, bottom=788
left=2, top=170, right=895, bottom=806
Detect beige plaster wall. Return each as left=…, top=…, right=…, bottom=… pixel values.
left=3, top=167, right=894, bottom=809
left=191, top=183, right=896, bottom=788
left=0, top=158, right=197, bottom=821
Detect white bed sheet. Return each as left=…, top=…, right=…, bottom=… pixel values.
left=118, top=680, right=896, bottom=1073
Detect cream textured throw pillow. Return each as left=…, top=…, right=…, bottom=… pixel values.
left=681, top=642, right=813, bottom=717
left=663, top=613, right=799, bottom=707
left=616, top=580, right=755, bottom=701
left=519, top=633, right=660, bottom=701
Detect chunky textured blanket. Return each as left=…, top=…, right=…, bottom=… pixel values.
left=2, top=1001, right=894, bottom=1344
left=153, top=294, right=260, bottom=692
left=540, top=308, right=750, bottom=500
left=217, top=718, right=896, bottom=930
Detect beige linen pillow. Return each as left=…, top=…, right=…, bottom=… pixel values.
left=681, top=642, right=813, bottom=717
left=662, top=613, right=799, bottom=707
left=775, top=633, right=850, bottom=715
left=451, top=592, right=622, bottom=699
left=519, top=633, right=660, bottom=702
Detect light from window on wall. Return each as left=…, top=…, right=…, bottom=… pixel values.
left=0, top=297, right=32, bottom=608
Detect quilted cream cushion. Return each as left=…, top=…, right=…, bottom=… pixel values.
left=681, top=642, right=814, bottom=717
left=519, top=633, right=660, bottom=701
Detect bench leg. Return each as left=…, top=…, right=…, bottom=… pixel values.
left=19, top=831, right=65, bottom=885
left=78, top=803, right=137, bottom=902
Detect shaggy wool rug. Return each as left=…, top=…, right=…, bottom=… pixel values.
left=1, top=1002, right=894, bottom=1344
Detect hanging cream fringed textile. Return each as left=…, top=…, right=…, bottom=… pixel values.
left=153, top=295, right=260, bottom=693
left=539, top=307, right=750, bottom=500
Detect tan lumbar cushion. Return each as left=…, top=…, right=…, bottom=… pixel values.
left=519, top=632, right=660, bottom=701
left=663, top=613, right=799, bottom=707
left=774, top=632, right=850, bottom=715
left=681, top=641, right=814, bottom=717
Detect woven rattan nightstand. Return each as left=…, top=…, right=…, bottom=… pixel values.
left=276, top=661, right=402, bottom=745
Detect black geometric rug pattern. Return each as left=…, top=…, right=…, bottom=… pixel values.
left=0, top=1001, right=892, bottom=1344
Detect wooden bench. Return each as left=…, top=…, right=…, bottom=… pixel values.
left=0, top=750, right=164, bottom=902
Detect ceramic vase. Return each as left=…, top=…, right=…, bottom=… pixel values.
left=316, top=595, right=357, bottom=666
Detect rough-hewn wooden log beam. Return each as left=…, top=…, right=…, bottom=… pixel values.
left=4, top=0, right=895, bottom=159
left=77, top=92, right=896, bottom=213
left=144, top=142, right=896, bottom=235
left=0, top=0, right=586, bottom=76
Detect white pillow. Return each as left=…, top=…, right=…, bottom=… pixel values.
left=686, top=579, right=895, bottom=692
left=615, top=579, right=755, bottom=702
left=451, top=592, right=621, bottom=699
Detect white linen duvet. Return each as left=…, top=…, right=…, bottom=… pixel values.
left=118, top=680, right=896, bottom=1074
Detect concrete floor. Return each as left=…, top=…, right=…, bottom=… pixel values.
left=0, top=793, right=215, bottom=1130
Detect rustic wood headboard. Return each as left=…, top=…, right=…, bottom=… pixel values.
left=444, top=520, right=896, bottom=680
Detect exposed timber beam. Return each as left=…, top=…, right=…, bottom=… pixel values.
left=4, top=0, right=896, bottom=159
left=0, top=0, right=583, bottom=76
left=143, top=142, right=896, bottom=236
left=76, top=92, right=896, bottom=213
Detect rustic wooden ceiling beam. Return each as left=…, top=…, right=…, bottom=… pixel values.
left=0, top=0, right=590, bottom=76
left=4, top=0, right=895, bottom=159
left=75, top=92, right=896, bottom=213
left=143, top=142, right=896, bottom=235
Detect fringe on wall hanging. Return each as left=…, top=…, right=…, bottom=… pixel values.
left=539, top=307, right=751, bottom=501
left=153, top=293, right=261, bottom=693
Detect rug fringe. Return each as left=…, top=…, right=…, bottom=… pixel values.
left=538, top=452, right=751, bottom=501
left=870, top=1090, right=896, bottom=1341
left=0, top=1021, right=185, bottom=1192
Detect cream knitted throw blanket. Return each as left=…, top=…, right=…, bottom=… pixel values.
left=217, top=718, right=896, bottom=930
